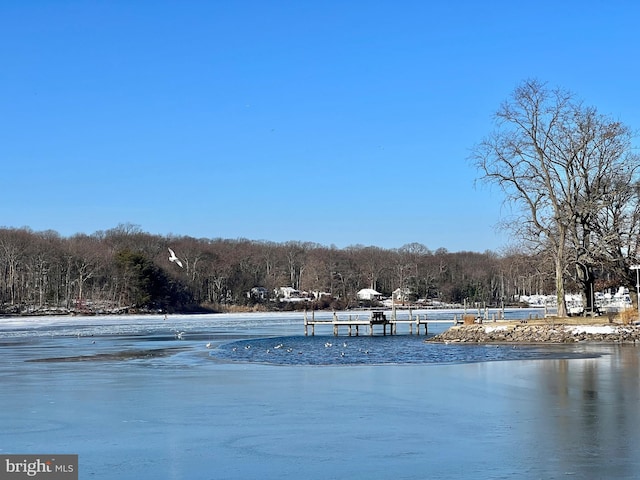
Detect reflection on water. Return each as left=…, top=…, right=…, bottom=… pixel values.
left=526, top=347, right=640, bottom=478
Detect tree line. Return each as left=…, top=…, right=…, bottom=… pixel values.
left=0, top=222, right=634, bottom=316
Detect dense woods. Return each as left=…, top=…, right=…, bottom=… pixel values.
left=0, top=223, right=633, bottom=316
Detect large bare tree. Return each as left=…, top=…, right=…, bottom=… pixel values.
left=472, top=79, right=639, bottom=317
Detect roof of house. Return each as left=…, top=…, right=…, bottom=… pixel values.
left=357, top=288, right=382, bottom=296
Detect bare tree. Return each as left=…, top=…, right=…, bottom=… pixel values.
left=472, top=79, right=639, bottom=316
left=590, top=172, right=640, bottom=287
left=67, top=234, right=105, bottom=310
left=350, top=246, right=388, bottom=292
left=284, top=241, right=313, bottom=290
left=564, top=109, right=639, bottom=311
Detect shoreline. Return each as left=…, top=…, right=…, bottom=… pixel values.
left=427, top=321, right=640, bottom=344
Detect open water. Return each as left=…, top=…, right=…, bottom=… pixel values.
left=1, top=309, right=640, bottom=479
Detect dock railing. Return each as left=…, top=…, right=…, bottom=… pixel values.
left=303, top=309, right=455, bottom=336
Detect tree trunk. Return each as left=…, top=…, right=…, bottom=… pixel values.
left=555, top=237, right=567, bottom=317
left=577, top=263, right=596, bottom=315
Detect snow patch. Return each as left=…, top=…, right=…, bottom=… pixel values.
left=484, top=326, right=509, bottom=333
left=568, top=325, right=618, bottom=335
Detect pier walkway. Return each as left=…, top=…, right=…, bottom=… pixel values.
left=303, top=310, right=457, bottom=336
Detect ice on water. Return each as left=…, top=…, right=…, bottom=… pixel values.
left=2, top=310, right=640, bottom=479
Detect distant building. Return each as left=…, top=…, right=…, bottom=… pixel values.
left=275, top=286, right=300, bottom=299
left=393, top=288, right=412, bottom=303
left=247, top=287, right=269, bottom=300
left=275, top=286, right=312, bottom=302
left=311, top=291, right=333, bottom=300
left=357, top=288, right=382, bottom=301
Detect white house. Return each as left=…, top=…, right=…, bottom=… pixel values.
left=357, top=288, right=382, bottom=301
left=274, top=286, right=315, bottom=302
left=393, top=288, right=412, bottom=302
left=275, top=286, right=300, bottom=299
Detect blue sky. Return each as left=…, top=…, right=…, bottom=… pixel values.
left=1, top=0, right=638, bottom=252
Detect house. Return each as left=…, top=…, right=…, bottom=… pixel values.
left=357, top=288, right=382, bottom=301
left=247, top=287, right=269, bottom=300
left=311, top=291, right=333, bottom=300
left=275, top=286, right=300, bottom=299
left=392, top=288, right=413, bottom=304
left=274, top=286, right=313, bottom=302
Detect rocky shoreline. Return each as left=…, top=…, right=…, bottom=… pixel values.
left=427, top=322, right=640, bottom=344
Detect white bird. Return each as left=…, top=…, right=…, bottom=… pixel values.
left=206, top=342, right=212, bottom=349
left=168, top=247, right=183, bottom=268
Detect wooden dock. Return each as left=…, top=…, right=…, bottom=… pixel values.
left=303, top=310, right=456, bottom=336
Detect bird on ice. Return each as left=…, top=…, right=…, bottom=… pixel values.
left=168, top=247, right=183, bottom=267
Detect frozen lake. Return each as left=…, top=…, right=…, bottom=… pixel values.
left=2, top=309, right=640, bottom=479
